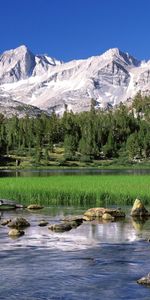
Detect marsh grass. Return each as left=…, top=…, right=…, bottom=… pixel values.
left=0, top=175, right=150, bottom=206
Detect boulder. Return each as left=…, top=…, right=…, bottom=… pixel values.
left=8, top=217, right=30, bottom=229
left=131, top=199, right=149, bottom=217
left=38, top=220, right=49, bottom=227
left=8, top=229, right=24, bottom=237
left=102, top=213, right=114, bottom=221
left=84, top=207, right=125, bottom=220
left=27, top=204, right=44, bottom=210
left=137, top=273, right=150, bottom=286
left=0, top=219, right=11, bottom=226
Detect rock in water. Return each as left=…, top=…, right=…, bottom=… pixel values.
left=0, top=219, right=11, bottom=226
left=27, top=204, right=44, bottom=210
left=137, top=273, right=150, bottom=286
left=38, top=220, right=49, bottom=227
left=62, top=215, right=83, bottom=225
left=131, top=199, right=149, bottom=217
left=8, top=217, right=30, bottom=229
left=102, top=213, right=114, bottom=221
left=48, top=223, right=73, bottom=232
left=8, top=229, right=24, bottom=237
left=84, top=207, right=125, bottom=220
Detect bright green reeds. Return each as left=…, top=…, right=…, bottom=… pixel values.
left=0, top=175, right=150, bottom=206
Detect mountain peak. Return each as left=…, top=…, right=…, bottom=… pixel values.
left=101, top=48, right=140, bottom=67
left=3, top=44, right=32, bottom=56
left=104, top=47, right=121, bottom=56
left=14, top=44, right=31, bottom=53
left=0, top=45, right=36, bottom=83
left=101, top=48, right=123, bottom=59
left=0, top=45, right=149, bottom=116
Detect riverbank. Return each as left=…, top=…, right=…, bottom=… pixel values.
left=1, top=156, right=150, bottom=170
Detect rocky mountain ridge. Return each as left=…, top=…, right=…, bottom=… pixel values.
left=0, top=45, right=150, bottom=116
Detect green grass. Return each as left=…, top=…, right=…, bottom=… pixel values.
left=0, top=175, right=150, bottom=206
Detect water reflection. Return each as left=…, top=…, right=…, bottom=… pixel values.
left=1, top=207, right=150, bottom=251
left=1, top=168, right=150, bottom=177
left=132, top=217, right=149, bottom=232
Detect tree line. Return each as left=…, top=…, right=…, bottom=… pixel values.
left=0, top=93, right=150, bottom=164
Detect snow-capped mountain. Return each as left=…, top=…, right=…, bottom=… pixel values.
left=0, top=45, right=150, bottom=116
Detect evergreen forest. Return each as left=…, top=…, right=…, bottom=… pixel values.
left=1, top=93, right=150, bottom=167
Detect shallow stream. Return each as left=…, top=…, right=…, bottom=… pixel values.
left=1, top=206, right=150, bottom=299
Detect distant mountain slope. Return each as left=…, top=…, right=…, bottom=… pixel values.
left=0, top=96, right=46, bottom=118
left=0, top=45, right=150, bottom=116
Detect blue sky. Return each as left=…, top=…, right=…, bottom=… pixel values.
left=0, top=0, right=150, bottom=61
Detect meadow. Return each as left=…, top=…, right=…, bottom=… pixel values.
left=0, top=175, right=150, bottom=206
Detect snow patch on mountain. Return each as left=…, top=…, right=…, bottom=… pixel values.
left=0, top=45, right=150, bottom=116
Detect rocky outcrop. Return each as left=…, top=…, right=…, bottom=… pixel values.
left=27, top=204, right=44, bottom=210
left=131, top=199, right=150, bottom=217
left=84, top=207, right=125, bottom=220
left=8, top=217, right=30, bottom=229
left=137, top=273, right=150, bottom=286
left=8, top=229, right=24, bottom=237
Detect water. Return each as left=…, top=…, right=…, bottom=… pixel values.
left=1, top=207, right=150, bottom=299
left=1, top=168, right=150, bottom=177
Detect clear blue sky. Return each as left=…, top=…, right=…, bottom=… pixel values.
left=0, top=0, right=150, bottom=61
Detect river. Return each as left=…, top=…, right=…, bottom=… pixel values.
left=1, top=206, right=150, bottom=299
